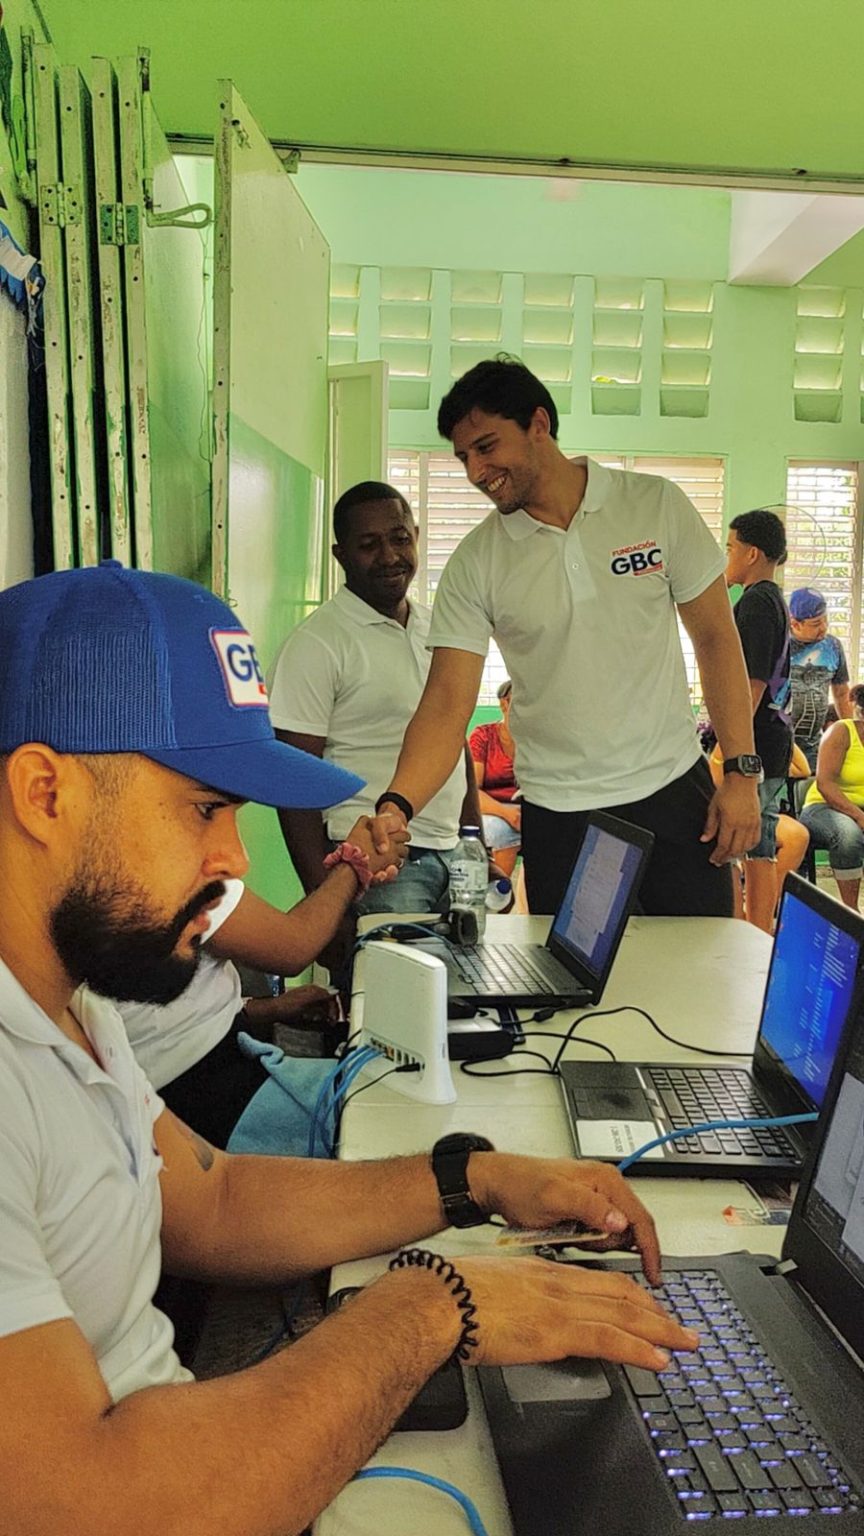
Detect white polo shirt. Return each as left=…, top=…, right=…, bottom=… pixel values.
left=0, top=960, right=189, bottom=1401
left=119, top=878, right=245, bottom=1089
left=268, top=587, right=465, bottom=845
left=429, top=459, right=725, bottom=811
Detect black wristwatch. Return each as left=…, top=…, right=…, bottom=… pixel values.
left=431, top=1133, right=494, bottom=1228
left=722, top=754, right=764, bottom=781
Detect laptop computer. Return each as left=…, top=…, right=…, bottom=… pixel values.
left=409, top=811, right=654, bottom=1009
left=479, top=981, right=864, bottom=1533
left=559, top=874, right=864, bottom=1178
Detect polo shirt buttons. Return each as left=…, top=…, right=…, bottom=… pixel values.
left=571, top=562, right=580, bottom=571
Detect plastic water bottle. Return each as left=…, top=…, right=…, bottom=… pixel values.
left=486, top=876, right=512, bottom=912
left=448, top=826, right=488, bottom=941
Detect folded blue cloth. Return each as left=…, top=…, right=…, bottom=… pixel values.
left=227, top=1034, right=334, bottom=1157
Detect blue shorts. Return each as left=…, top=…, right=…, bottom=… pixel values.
left=745, top=776, right=786, bottom=860
left=482, top=812, right=521, bottom=851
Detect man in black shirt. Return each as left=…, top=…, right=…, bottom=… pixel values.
left=725, top=509, right=792, bottom=931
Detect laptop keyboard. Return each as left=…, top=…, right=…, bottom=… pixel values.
left=625, top=1269, right=858, bottom=1519
left=453, top=943, right=561, bottom=993
left=648, top=1067, right=800, bottom=1160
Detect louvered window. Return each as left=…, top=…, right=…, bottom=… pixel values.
left=784, top=461, right=862, bottom=676
left=389, top=450, right=725, bottom=706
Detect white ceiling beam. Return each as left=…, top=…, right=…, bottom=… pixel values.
left=729, top=189, right=864, bottom=285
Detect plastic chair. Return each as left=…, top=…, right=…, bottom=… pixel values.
left=786, top=775, right=817, bottom=884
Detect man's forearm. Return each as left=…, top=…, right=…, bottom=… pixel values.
left=167, top=1152, right=448, bottom=1285
left=387, top=707, right=466, bottom=819
left=273, top=864, right=358, bottom=973
left=694, top=629, right=756, bottom=757
left=383, top=648, right=485, bottom=819
left=63, top=1269, right=459, bottom=1536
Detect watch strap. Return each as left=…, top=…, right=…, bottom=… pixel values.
left=374, top=790, right=415, bottom=822
left=431, top=1134, right=493, bottom=1229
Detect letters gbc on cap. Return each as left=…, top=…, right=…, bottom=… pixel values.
left=0, top=560, right=365, bottom=810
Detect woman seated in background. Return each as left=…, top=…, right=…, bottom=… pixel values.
left=801, top=682, right=864, bottom=910
left=469, top=678, right=521, bottom=878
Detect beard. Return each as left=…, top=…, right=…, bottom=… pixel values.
left=485, top=462, right=536, bottom=517
left=50, top=869, right=226, bottom=1006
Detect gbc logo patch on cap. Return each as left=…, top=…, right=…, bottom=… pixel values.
left=211, top=629, right=269, bottom=707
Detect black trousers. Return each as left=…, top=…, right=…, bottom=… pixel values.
left=155, top=1013, right=266, bottom=1365
left=522, top=757, right=734, bottom=918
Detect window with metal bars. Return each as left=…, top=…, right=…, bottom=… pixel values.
left=389, top=449, right=725, bottom=706
left=784, top=461, right=863, bottom=679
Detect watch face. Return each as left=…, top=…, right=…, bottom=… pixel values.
left=740, top=755, right=762, bottom=776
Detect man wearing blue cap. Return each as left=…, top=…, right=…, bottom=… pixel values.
left=0, top=562, right=692, bottom=1534
left=788, top=588, right=852, bottom=772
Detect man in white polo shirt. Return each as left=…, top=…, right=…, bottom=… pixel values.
left=377, top=358, right=760, bottom=916
left=0, top=561, right=692, bottom=1534
left=269, top=480, right=480, bottom=956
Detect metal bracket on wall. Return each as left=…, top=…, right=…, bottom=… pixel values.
left=99, top=201, right=141, bottom=246
left=40, top=182, right=81, bottom=228
left=142, top=180, right=212, bottom=230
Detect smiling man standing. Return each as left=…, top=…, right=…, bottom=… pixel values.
left=270, top=481, right=479, bottom=939
left=376, top=358, right=760, bottom=916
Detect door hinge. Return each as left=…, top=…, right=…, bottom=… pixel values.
left=99, top=202, right=142, bottom=246
left=41, top=182, right=82, bottom=228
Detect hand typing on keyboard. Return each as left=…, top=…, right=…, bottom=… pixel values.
left=468, top=1153, right=664, bottom=1284
left=448, top=1256, right=699, bottom=1371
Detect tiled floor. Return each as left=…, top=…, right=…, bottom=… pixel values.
left=814, top=863, right=862, bottom=911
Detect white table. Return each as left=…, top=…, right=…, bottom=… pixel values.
left=315, top=914, right=774, bottom=1536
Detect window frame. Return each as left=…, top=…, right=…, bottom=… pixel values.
left=783, top=460, right=864, bottom=682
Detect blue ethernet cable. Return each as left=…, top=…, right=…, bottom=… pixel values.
left=306, top=1045, right=381, bottom=1157
left=617, top=1112, right=819, bottom=1173
left=354, top=1467, right=491, bottom=1536
left=306, top=1046, right=380, bottom=1157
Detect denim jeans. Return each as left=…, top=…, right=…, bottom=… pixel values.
left=354, top=845, right=458, bottom=917
left=800, top=803, right=864, bottom=879
left=746, top=776, right=786, bottom=861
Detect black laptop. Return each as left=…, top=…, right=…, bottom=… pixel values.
left=559, top=874, right=864, bottom=1178
left=479, top=982, right=864, bottom=1533
left=412, top=811, right=654, bottom=1009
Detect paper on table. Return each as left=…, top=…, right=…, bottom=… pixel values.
left=575, top=1120, right=665, bottom=1161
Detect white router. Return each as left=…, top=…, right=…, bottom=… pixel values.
left=360, top=941, right=456, bottom=1105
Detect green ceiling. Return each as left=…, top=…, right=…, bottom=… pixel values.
left=41, top=0, right=864, bottom=183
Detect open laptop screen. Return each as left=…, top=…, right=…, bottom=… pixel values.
left=758, top=882, right=861, bottom=1109
left=550, top=820, right=647, bottom=978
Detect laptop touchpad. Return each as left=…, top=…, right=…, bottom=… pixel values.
left=574, top=1088, right=653, bottom=1119
left=501, top=1359, right=612, bottom=1404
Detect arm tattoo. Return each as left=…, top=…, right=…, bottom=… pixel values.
left=175, top=1117, right=216, bottom=1171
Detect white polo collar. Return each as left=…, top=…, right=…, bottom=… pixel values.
left=499, top=457, right=612, bottom=541
left=0, top=957, right=121, bottom=1087
left=333, top=584, right=417, bottom=629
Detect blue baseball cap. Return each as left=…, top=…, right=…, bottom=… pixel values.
left=789, top=587, right=827, bottom=621
left=0, top=562, right=364, bottom=810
